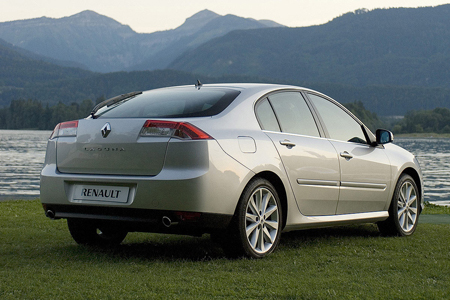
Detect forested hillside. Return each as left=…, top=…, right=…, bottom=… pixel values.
left=170, top=5, right=450, bottom=88
left=1, top=5, right=450, bottom=120
left=0, top=39, right=92, bottom=92
left=0, top=99, right=94, bottom=130
left=393, top=107, right=450, bottom=134
left=2, top=59, right=449, bottom=116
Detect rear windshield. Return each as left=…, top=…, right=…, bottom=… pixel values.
left=96, top=87, right=241, bottom=118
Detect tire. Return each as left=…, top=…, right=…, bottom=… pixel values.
left=220, top=178, right=282, bottom=258
left=378, top=174, right=420, bottom=236
left=67, top=219, right=128, bottom=247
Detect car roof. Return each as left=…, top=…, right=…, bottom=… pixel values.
left=152, top=83, right=312, bottom=93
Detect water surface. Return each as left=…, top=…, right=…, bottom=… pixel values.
left=0, top=130, right=449, bottom=203
left=0, top=130, right=51, bottom=200
left=395, top=138, right=450, bottom=203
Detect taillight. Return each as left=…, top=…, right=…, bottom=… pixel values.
left=49, top=120, right=78, bottom=139
left=139, top=120, right=213, bottom=140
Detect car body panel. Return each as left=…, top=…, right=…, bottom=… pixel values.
left=42, top=139, right=252, bottom=216
left=330, top=140, right=392, bottom=214
left=57, top=119, right=169, bottom=176
left=40, top=83, right=423, bottom=238
left=265, top=131, right=340, bottom=216
left=381, top=142, right=424, bottom=211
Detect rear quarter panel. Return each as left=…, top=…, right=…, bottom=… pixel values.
left=189, top=87, right=303, bottom=226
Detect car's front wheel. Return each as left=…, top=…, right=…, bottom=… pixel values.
left=67, top=219, right=128, bottom=247
left=378, top=174, right=420, bottom=236
left=220, top=178, right=282, bottom=258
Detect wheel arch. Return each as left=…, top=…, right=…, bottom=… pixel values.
left=400, top=167, right=423, bottom=212
left=252, top=171, right=288, bottom=229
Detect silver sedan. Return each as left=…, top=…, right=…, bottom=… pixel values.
left=40, top=83, right=423, bottom=258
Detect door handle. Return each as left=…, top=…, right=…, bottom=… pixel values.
left=340, top=151, right=353, bottom=159
left=280, top=140, right=296, bottom=148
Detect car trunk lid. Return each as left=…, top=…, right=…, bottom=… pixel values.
left=56, top=119, right=168, bottom=176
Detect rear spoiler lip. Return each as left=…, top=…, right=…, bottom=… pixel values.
left=90, top=91, right=143, bottom=118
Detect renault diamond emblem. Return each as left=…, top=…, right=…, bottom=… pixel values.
left=101, top=123, right=111, bottom=138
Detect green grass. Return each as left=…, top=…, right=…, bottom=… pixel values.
left=423, top=202, right=450, bottom=215
left=1, top=200, right=449, bottom=299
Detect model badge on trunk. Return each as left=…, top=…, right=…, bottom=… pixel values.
left=101, top=123, right=111, bottom=138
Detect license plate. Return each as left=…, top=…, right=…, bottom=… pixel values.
left=73, top=185, right=130, bottom=203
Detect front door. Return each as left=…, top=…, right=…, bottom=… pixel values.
left=329, top=140, right=391, bottom=214
left=307, top=93, right=391, bottom=214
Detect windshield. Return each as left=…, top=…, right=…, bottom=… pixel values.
left=95, top=87, right=241, bottom=118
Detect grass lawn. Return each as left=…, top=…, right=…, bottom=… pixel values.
left=1, top=200, right=449, bottom=299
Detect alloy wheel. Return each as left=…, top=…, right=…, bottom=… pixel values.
left=397, top=181, right=418, bottom=233
left=245, top=187, right=280, bottom=254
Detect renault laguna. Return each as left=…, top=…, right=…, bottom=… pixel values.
left=40, top=83, right=423, bottom=258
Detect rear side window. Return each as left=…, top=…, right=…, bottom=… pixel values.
left=96, top=87, right=241, bottom=118
left=255, top=98, right=281, bottom=132
left=268, top=92, right=320, bottom=137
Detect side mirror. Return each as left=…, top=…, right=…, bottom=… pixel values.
left=376, top=129, right=394, bottom=144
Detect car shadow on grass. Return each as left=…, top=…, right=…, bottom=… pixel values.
left=280, top=224, right=382, bottom=248
left=63, top=234, right=227, bottom=262
left=59, top=224, right=383, bottom=262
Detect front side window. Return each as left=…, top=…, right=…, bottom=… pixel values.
left=308, top=93, right=366, bottom=144
left=268, top=92, right=320, bottom=137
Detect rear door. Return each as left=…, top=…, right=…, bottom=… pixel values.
left=256, top=92, right=340, bottom=216
left=306, top=93, right=392, bottom=214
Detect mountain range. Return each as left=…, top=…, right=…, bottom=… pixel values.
left=0, top=10, right=283, bottom=72
left=1, top=6, right=450, bottom=117
left=171, top=5, right=450, bottom=89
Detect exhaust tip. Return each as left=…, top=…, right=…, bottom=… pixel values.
left=46, top=209, right=56, bottom=219
left=162, top=216, right=172, bottom=228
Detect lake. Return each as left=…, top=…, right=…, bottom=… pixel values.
left=0, top=130, right=449, bottom=204
left=0, top=130, right=51, bottom=200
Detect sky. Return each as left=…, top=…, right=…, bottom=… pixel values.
left=1, top=0, right=449, bottom=33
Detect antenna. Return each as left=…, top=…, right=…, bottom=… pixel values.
left=195, top=79, right=202, bottom=90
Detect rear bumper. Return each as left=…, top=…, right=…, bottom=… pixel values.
left=41, top=203, right=233, bottom=235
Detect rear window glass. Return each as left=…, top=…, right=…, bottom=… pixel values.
left=96, top=87, right=241, bottom=118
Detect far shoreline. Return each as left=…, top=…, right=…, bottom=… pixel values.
left=0, top=195, right=39, bottom=202
left=395, top=133, right=450, bottom=139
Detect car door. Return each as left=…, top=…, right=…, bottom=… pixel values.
left=255, top=92, right=340, bottom=216
left=306, top=93, right=392, bottom=214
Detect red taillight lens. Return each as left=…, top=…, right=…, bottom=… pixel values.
left=140, top=120, right=213, bottom=140
left=49, top=120, right=79, bottom=139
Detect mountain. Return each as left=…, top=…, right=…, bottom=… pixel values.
left=0, top=11, right=136, bottom=72
left=0, top=36, right=261, bottom=106
left=1, top=39, right=449, bottom=116
left=0, top=38, right=93, bottom=106
left=2, top=6, right=450, bottom=116
left=0, top=37, right=88, bottom=69
left=129, top=12, right=282, bottom=71
left=169, top=5, right=450, bottom=89
left=0, top=10, right=284, bottom=73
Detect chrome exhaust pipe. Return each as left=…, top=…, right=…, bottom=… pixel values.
left=46, top=209, right=56, bottom=219
left=162, top=216, right=178, bottom=228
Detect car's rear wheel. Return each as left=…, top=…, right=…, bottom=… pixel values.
left=67, top=219, right=128, bottom=247
left=220, top=178, right=282, bottom=258
left=378, top=174, right=420, bottom=236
